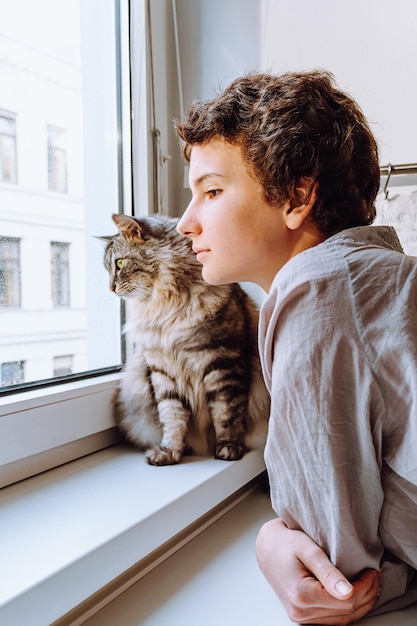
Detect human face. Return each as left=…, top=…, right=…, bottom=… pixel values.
left=177, top=138, right=292, bottom=292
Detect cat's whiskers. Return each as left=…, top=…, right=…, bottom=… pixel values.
left=130, top=284, right=153, bottom=299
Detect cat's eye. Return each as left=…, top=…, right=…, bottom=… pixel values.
left=116, top=259, right=124, bottom=269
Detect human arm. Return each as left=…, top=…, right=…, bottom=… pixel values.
left=256, top=517, right=381, bottom=625
left=258, top=248, right=417, bottom=621
left=260, top=263, right=386, bottom=573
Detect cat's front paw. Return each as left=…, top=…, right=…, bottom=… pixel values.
left=145, top=445, right=182, bottom=466
left=215, top=442, right=247, bottom=461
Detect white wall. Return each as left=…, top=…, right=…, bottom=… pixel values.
left=173, top=0, right=417, bottom=168
left=175, top=0, right=260, bottom=104
left=259, top=0, right=417, bottom=166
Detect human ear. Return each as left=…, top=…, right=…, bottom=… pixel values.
left=284, top=179, right=318, bottom=231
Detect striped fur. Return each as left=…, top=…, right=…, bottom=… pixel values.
left=102, top=213, right=270, bottom=465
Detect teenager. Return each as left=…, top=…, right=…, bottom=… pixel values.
left=175, top=70, right=417, bottom=624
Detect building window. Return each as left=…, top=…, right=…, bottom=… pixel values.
left=1, top=360, right=24, bottom=386
left=53, top=354, right=74, bottom=377
left=0, top=110, right=17, bottom=184
left=0, top=237, right=21, bottom=308
left=51, top=241, right=70, bottom=307
left=47, top=125, right=67, bottom=193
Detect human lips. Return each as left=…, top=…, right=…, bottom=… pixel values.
left=193, top=247, right=210, bottom=262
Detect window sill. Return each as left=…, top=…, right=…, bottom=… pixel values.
left=0, top=443, right=266, bottom=625
left=0, top=373, right=122, bottom=487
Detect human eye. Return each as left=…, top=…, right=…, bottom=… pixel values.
left=206, top=188, right=222, bottom=199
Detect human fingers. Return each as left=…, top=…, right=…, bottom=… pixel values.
left=287, top=571, right=381, bottom=625
left=295, top=539, right=354, bottom=600
left=294, top=594, right=378, bottom=626
left=298, top=541, right=380, bottom=605
left=351, top=568, right=382, bottom=603
left=256, top=520, right=380, bottom=624
left=272, top=529, right=380, bottom=625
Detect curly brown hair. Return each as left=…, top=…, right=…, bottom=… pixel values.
left=174, top=70, right=380, bottom=236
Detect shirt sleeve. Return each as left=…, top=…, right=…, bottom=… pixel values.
left=261, top=242, right=417, bottom=612
left=264, top=271, right=386, bottom=578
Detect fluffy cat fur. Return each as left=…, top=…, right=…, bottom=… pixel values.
left=101, top=213, right=270, bottom=465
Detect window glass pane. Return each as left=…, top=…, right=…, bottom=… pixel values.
left=47, top=125, right=68, bottom=193
left=0, top=236, right=21, bottom=307
left=53, top=354, right=73, bottom=377
left=0, top=110, right=17, bottom=183
left=0, top=0, right=124, bottom=389
left=1, top=360, right=24, bottom=386
left=51, top=241, right=70, bottom=307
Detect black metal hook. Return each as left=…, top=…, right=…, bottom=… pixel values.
left=383, top=163, right=393, bottom=200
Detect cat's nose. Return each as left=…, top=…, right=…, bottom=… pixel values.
left=110, top=283, right=116, bottom=293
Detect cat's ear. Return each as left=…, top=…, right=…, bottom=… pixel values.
left=112, top=214, right=144, bottom=241
left=94, top=235, right=113, bottom=243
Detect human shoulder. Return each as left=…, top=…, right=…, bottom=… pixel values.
left=328, top=224, right=404, bottom=254
left=261, top=236, right=350, bottom=342
left=272, top=225, right=406, bottom=288
left=268, top=231, right=350, bottom=295
left=263, top=224, right=411, bottom=331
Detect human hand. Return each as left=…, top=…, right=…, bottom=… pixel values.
left=255, top=518, right=381, bottom=625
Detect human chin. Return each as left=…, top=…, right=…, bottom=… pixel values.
left=201, top=267, right=222, bottom=285
left=201, top=265, right=237, bottom=286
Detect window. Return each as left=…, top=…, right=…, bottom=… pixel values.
left=53, top=354, right=73, bottom=376
left=51, top=241, right=70, bottom=307
left=1, top=360, right=24, bottom=386
left=0, top=0, right=132, bottom=487
left=0, top=237, right=21, bottom=308
left=0, top=109, right=17, bottom=183
left=0, top=0, right=125, bottom=395
left=47, top=125, right=67, bottom=193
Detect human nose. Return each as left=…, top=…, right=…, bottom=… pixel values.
left=176, top=201, right=201, bottom=238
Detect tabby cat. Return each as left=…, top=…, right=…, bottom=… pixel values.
left=101, top=213, right=270, bottom=465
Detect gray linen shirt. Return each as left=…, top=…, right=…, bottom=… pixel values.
left=259, top=225, right=417, bottom=614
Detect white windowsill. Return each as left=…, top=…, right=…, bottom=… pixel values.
left=0, top=443, right=266, bottom=625
left=0, top=373, right=122, bottom=488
